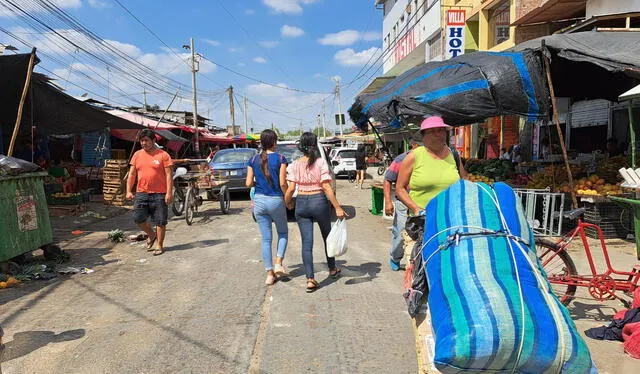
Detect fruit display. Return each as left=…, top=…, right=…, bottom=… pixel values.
left=524, top=165, right=584, bottom=189
left=468, top=174, right=494, bottom=184
left=464, top=159, right=515, bottom=181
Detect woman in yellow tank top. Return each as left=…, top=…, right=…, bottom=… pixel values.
left=396, top=116, right=467, bottom=216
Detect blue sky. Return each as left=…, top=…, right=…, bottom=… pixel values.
left=0, top=0, right=383, bottom=132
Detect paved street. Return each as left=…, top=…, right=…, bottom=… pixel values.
left=3, top=176, right=640, bottom=373
left=0, top=177, right=417, bottom=373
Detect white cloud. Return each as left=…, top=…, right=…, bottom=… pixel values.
left=202, top=39, right=221, bottom=47
left=238, top=62, right=246, bottom=67
left=245, top=9, right=256, bottom=15
left=330, top=75, right=342, bottom=82
left=259, top=41, right=279, bottom=48
left=228, top=47, right=239, bottom=53
left=253, top=56, right=268, bottom=64
left=281, top=25, right=304, bottom=38
left=105, top=40, right=142, bottom=57
left=313, top=73, right=323, bottom=78
left=262, top=0, right=319, bottom=14
left=334, top=47, right=381, bottom=67
left=318, top=30, right=382, bottom=46
left=88, top=0, right=108, bottom=8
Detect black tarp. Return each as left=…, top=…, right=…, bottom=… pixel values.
left=349, top=50, right=550, bottom=130
left=0, top=53, right=143, bottom=139
left=350, top=32, right=640, bottom=132
left=512, top=32, right=640, bottom=102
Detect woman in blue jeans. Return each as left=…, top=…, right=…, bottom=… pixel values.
left=246, top=130, right=289, bottom=285
left=285, top=132, right=347, bottom=292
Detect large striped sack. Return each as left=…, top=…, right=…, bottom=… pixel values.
left=422, top=180, right=596, bottom=373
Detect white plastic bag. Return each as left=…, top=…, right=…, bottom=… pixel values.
left=326, top=219, right=348, bottom=257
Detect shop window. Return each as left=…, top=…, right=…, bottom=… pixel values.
left=428, top=32, right=442, bottom=61
left=491, top=0, right=511, bottom=47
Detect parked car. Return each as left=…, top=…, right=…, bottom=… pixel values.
left=277, top=140, right=336, bottom=193
left=208, top=148, right=257, bottom=192
left=330, top=147, right=358, bottom=177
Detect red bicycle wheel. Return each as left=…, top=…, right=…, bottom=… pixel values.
left=536, top=238, right=578, bottom=306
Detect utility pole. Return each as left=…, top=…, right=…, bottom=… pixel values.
left=143, top=87, right=148, bottom=109
left=334, top=77, right=344, bottom=136
left=189, top=37, right=201, bottom=157
left=317, top=114, right=322, bottom=137
left=228, top=86, right=236, bottom=135
left=322, top=99, right=327, bottom=138
left=243, top=95, right=248, bottom=134
left=299, top=121, right=303, bottom=136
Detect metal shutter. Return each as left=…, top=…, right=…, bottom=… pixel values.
left=570, top=99, right=610, bottom=128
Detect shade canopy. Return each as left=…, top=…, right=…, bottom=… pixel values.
left=1, top=53, right=143, bottom=136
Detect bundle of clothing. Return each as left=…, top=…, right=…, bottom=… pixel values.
left=585, top=288, right=640, bottom=359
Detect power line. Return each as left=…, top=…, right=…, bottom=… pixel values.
left=3, top=0, right=194, bottom=99
left=342, top=0, right=432, bottom=89
left=198, top=54, right=331, bottom=95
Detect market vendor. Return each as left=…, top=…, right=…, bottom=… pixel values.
left=396, top=117, right=467, bottom=217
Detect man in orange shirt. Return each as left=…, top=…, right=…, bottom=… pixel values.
left=126, top=129, right=174, bottom=255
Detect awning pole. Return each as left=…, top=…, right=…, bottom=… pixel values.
left=369, top=121, right=393, bottom=161
left=542, top=42, right=578, bottom=209
left=8, top=48, right=37, bottom=157
left=152, top=89, right=180, bottom=131
left=630, top=100, right=636, bottom=168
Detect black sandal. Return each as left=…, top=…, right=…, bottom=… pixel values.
left=306, top=279, right=319, bottom=293
left=145, top=234, right=157, bottom=251
left=329, top=268, right=341, bottom=278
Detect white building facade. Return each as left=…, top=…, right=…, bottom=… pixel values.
left=378, top=0, right=444, bottom=77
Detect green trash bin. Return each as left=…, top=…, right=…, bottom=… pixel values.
left=0, top=172, right=53, bottom=262
left=370, top=185, right=384, bottom=215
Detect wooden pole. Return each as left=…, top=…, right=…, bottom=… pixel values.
left=542, top=46, right=578, bottom=209
left=8, top=48, right=37, bottom=157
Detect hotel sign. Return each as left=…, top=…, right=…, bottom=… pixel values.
left=445, top=10, right=466, bottom=59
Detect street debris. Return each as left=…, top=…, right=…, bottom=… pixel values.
left=136, top=259, right=148, bottom=263
left=0, top=274, right=21, bottom=289
left=71, top=230, right=84, bottom=235
left=128, top=233, right=149, bottom=241
left=107, top=229, right=126, bottom=243
left=80, top=211, right=106, bottom=219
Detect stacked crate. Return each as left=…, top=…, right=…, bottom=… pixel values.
left=103, top=159, right=128, bottom=206
left=582, top=201, right=632, bottom=239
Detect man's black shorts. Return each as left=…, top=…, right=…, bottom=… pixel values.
left=133, top=192, right=168, bottom=226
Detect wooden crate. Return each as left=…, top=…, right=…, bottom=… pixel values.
left=111, top=149, right=127, bottom=160
left=103, top=193, right=126, bottom=206
left=104, top=159, right=128, bottom=167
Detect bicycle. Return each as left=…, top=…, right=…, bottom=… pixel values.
left=377, top=156, right=391, bottom=176
left=535, top=207, right=640, bottom=307
left=172, top=164, right=230, bottom=226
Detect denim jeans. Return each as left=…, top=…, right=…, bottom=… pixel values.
left=389, top=199, right=408, bottom=262
left=294, top=193, right=334, bottom=279
left=254, top=194, right=288, bottom=271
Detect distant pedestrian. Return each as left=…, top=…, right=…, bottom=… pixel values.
left=126, top=129, right=174, bottom=256
left=246, top=129, right=289, bottom=285
left=384, top=140, right=421, bottom=271
left=355, top=143, right=367, bottom=189
left=285, top=132, right=347, bottom=293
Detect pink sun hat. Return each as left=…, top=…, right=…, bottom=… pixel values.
left=420, top=116, right=452, bottom=131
